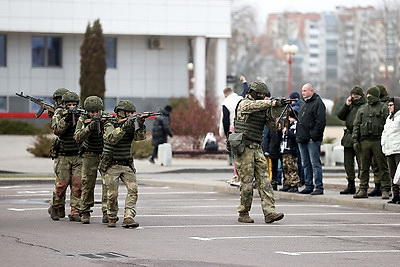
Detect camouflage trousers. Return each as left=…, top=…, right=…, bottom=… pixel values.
left=51, top=155, right=82, bottom=215
left=102, top=164, right=138, bottom=220
left=235, top=145, right=276, bottom=216
left=80, top=152, right=107, bottom=213
left=282, top=154, right=300, bottom=186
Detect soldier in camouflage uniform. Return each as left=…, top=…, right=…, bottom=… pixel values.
left=74, top=96, right=113, bottom=224
left=352, top=86, right=390, bottom=199
left=232, top=81, right=284, bottom=224
left=337, top=85, right=366, bottom=194
left=48, top=91, right=82, bottom=221
left=48, top=88, right=70, bottom=219
left=100, top=100, right=146, bottom=228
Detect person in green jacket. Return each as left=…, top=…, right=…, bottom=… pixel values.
left=337, top=85, right=366, bottom=194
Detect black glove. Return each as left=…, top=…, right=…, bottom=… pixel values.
left=122, top=118, right=134, bottom=130
left=88, top=121, right=97, bottom=131
left=136, top=116, right=145, bottom=125
left=64, top=113, right=72, bottom=122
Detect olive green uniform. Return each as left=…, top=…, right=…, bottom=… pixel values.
left=337, top=93, right=365, bottom=184
left=353, top=90, right=390, bottom=193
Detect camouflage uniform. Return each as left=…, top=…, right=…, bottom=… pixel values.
left=281, top=154, right=300, bottom=187
left=74, top=97, right=112, bottom=223
left=100, top=100, right=146, bottom=228
left=49, top=92, right=82, bottom=221
left=233, top=82, right=284, bottom=224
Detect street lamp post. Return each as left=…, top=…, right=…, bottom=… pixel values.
left=379, top=64, right=394, bottom=92
left=282, top=44, right=298, bottom=97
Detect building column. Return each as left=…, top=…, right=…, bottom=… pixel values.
left=193, top=36, right=206, bottom=107
left=215, top=38, right=228, bottom=104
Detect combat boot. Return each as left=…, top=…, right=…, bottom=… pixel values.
left=368, top=183, right=381, bottom=197
left=58, top=205, right=65, bottom=218
left=108, top=218, right=117, bottom=227
left=102, top=211, right=108, bottom=223
left=68, top=213, right=81, bottom=222
left=122, top=217, right=140, bottom=228
left=353, top=189, right=368, bottom=199
left=264, top=212, right=284, bottom=223
left=81, top=212, right=90, bottom=224
left=48, top=206, right=59, bottom=221
left=340, top=180, right=356, bottom=195
left=381, top=191, right=390, bottom=199
left=238, top=212, right=254, bottom=223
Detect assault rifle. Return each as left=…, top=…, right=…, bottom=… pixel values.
left=16, top=92, right=56, bottom=118
left=118, top=111, right=162, bottom=124
left=84, top=114, right=115, bottom=134
left=63, top=107, right=86, bottom=126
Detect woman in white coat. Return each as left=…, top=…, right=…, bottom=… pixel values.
left=381, top=97, right=400, bottom=204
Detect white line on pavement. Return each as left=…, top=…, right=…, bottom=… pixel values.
left=275, top=250, right=400, bottom=256
left=190, top=235, right=400, bottom=241
left=141, top=223, right=400, bottom=228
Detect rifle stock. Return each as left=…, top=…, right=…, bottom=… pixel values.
left=16, top=92, right=56, bottom=118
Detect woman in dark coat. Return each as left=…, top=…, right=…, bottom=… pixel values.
left=149, top=105, right=174, bottom=163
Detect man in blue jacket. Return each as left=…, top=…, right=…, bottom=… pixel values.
left=296, top=83, right=326, bottom=195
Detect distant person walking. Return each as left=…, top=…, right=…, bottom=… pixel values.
left=149, top=105, right=174, bottom=164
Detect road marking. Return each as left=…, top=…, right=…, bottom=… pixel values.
left=8, top=208, right=48, bottom=211
left=190, top=235, right=400, bottom=241
left=275, top=250, right=400, bottom=256
left=141, top=223, right=400, bottom=229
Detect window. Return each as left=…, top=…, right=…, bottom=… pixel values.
left=104, top=97, right=117, bottom=112
left=105, top=37, right=117, bottom=68
left=0, top=35, right=6, bottom=67
left=0, top=96, right=7, bottom=111
left=32, top=36, right=62, bottom=67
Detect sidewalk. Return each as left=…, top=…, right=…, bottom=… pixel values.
left=1, top=135, right=399, bottom=212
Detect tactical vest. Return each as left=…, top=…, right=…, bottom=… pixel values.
left=359, top=102, right=386, bottom=139
left=82, top=116, right=104, bottom=154
left=235, top=110, right=266, bottom=143
left=103, top=122, right=134, bottom=160
left=59, top=126, right=79, bottom=155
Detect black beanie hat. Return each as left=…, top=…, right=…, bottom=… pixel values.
left=366, top=86, right=380, bottom=98
left=350, top=85, right=363, bottom=96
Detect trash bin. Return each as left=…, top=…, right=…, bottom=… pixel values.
left=157, top=143, right=172, bottom=166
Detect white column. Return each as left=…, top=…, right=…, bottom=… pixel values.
left=215, top=38, right=228, bottom=104
left=193, top=36, right=206, bottom=107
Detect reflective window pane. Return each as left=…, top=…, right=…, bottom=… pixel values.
left=0, top=35, right=6, bottom=67
left=105, top=37, right=117, bottom=68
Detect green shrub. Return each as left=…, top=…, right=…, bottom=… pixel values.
left=0, top=119, right=50, bottom=135
left=27, top=134, right=54, bottom=158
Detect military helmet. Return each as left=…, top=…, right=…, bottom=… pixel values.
left=248, top=81, right=270, bottom=95
left=84, top=96, right=103, bottom=112
left=114, top=100, right=136, bottom=113
left=52, top=88, right=69, bottom=100
left=62, top=92, right=80, bottom=104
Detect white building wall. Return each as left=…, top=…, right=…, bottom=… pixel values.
left=0, top=0, right=231, bottom=38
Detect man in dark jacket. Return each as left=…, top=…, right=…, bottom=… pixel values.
left=337, top=85, right=366, bottom=194
left=296, top=83, right=326, bottom=195
left=149, top=105, right=174, bottom=163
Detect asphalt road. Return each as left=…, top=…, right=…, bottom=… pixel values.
left=1, top=180, right=400, bottom=267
